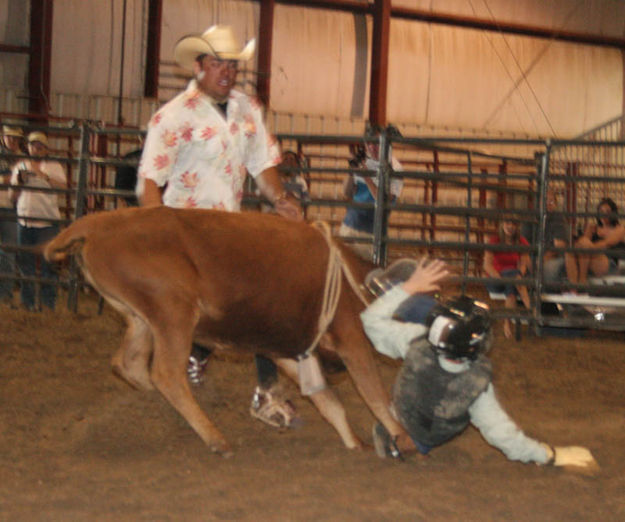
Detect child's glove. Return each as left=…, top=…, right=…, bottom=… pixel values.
left=542, top=443, right=600, bottom=474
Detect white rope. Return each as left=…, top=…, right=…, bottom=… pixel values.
left=304, top=221, right=370, bottom=356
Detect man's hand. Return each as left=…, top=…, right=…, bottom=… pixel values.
left=274, top=194, right=303, bottom=222
left=401, top=258, right=449, bottom=295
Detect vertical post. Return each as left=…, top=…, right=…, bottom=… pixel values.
left=369, top=0, right=390, bottom=127
left=28, top=0, right=53, bottom=119
left=67, top=123, right=91, bottom=311
left=117, top=0, right=128, bottom=126
left=144, top=0, right=162, bottom=99
left=461, top=152, right=473, bottom=295
left=257, top=0, right=275, bottom=107
left=534, top=141, right=552, bottom=332
left=372, top=128, right=390, bottom=266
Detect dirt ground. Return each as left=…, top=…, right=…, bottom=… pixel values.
left=1, top=293, right=624, bottom=522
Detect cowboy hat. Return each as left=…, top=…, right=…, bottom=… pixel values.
left=27, top=131, right=49, bottom=147
left=174, top=25, right=255, bottom=70
left=2, top=125, right=24, bottom=138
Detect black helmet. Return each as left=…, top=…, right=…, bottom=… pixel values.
left=425, top=296, right=492, bottom=361
left=364, top=258, right=418, bottom=297
left=364, top=258, right=438, bottom=324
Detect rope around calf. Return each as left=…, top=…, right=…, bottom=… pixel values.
left=304, top=221, right=370, bottom=357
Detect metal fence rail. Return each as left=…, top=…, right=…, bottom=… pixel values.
left=2, top=121, right=624, bottom=334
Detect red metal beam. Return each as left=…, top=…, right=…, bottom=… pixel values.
left=272, top=0, right=625, bottom=49
left=28, top=0, right=53, bottom=120
left=0, top=44, right=30, bottom=53
left=144, top=0, right=163, bottom=98
left=369, top=0, right=390, bottom=127
left=392, top=6, right=625, bottom=49
left=257, top=0, right=275, bottom=107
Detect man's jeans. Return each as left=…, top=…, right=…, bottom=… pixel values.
left=17, top=224, right=59, bottom=310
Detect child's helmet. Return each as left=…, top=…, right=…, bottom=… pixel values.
left=426, top=296, right=492, bottom=361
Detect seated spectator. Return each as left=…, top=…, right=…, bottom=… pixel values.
left=482, top=217, right=531, bottom=339
left=9, top=132, right=67, bottom=311
left=572, top=197, right=625, bottom=285
left=542, top=190, right=577, bottom=286
left=339, top=123, right=403, bottom=261
left=278, top=150, right=309, bottom=202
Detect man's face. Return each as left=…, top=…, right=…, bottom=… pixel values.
left=365, top=138, right=379, bottom=161
left=194, top=54, right=238, bottom=101
left=546, top=191, right=558, bottom=212
left=27, top=141, right=48, bottom=158
left=3, top=135, right=22, bottom=152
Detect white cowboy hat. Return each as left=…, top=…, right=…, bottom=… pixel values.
left=2, top=125, right=24, bottom=138
left=174, top=25, right=256, bottom=70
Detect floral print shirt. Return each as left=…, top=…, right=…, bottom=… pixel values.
left=138, top=80, right=281, bottom=211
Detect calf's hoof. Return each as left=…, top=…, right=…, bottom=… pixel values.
left=208, top=438, right=233, bottom=458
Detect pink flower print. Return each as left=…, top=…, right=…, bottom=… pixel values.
left=180, top=124, right=193, bottom=142
left=153, top=154, right=170, bottom=170
left=161, top=129, right=177, bottom=148
left=183, top=197, right=198, bottom=208
left=267, top=134, right=278, bottom=148
left=201, top=126, right=216, bottom=140
left=152, top=113, right=162, bottom=125
left=225, top=162, right=233, bottom=176
left=180, top=171, right=199, bottom=188
left=243, top=115, right=256, bottom=138
left=229, top=122, right=239, bottom=135
left=250, top=96, right=261, bottom=109
left=184, top=95, right=200, bottom=110
left=213, top=202, right=226, bottom=211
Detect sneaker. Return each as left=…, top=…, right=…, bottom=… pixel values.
left=372, top=422, right=403, bottom=460
left=250, top=386, right=300, bottom=429
left=187, top=356, right=209, bottom=385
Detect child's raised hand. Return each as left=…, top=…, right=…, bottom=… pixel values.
left=401, top=258, right=449, bottom=295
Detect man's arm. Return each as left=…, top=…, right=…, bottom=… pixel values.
left=139, top=178, right=163, bottom=207
left=256, top=166, right=303, bottom=222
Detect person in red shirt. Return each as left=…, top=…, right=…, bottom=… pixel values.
left=483, top=218, right=531, bottom=338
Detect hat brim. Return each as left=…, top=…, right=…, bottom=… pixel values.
left=3, top=128, right=23, bottom=138
left=174, top=35, right=255, bottom=70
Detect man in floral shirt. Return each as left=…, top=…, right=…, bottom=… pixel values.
left=137, top=25, right=301, bottom=428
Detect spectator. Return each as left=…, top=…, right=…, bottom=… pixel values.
left=482, top=217, right=531, bottom=339
left=541, top=190, right=577, bottom=288
left=0, top=125, right=25, bottom=305
left=258, top=150, right=309, bottom=215
left=339, top=123, right=404, bottom=261
left=572, top=197, right=625, bottom=285
left=9, top=132, right=67, bottom=310
left=137, top=25, right=302, bottom=429
left=114, top=145, right=143, bottom=208
left=278, top=150, right=309, bottom=202
left=361, top=257, right=597, bottom=473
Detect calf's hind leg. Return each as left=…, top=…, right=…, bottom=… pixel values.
left=330, top=316, right=408, bottom=443
left=275, top=357, right=363, bottom=449
left=111, top=314, right=154, bottom=391
left=148, top=316, right=232, bottom=455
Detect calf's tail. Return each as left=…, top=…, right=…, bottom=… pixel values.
left=43, top=223, right=87, bottom=263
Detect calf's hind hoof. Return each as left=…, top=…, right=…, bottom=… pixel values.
left=208, top=439, right=233, bottom=458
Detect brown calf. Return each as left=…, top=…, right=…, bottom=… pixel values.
left=44, top=207, right=405, bottom=455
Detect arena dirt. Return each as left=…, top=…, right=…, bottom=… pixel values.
left=1, top=294, right=624, bottom=521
